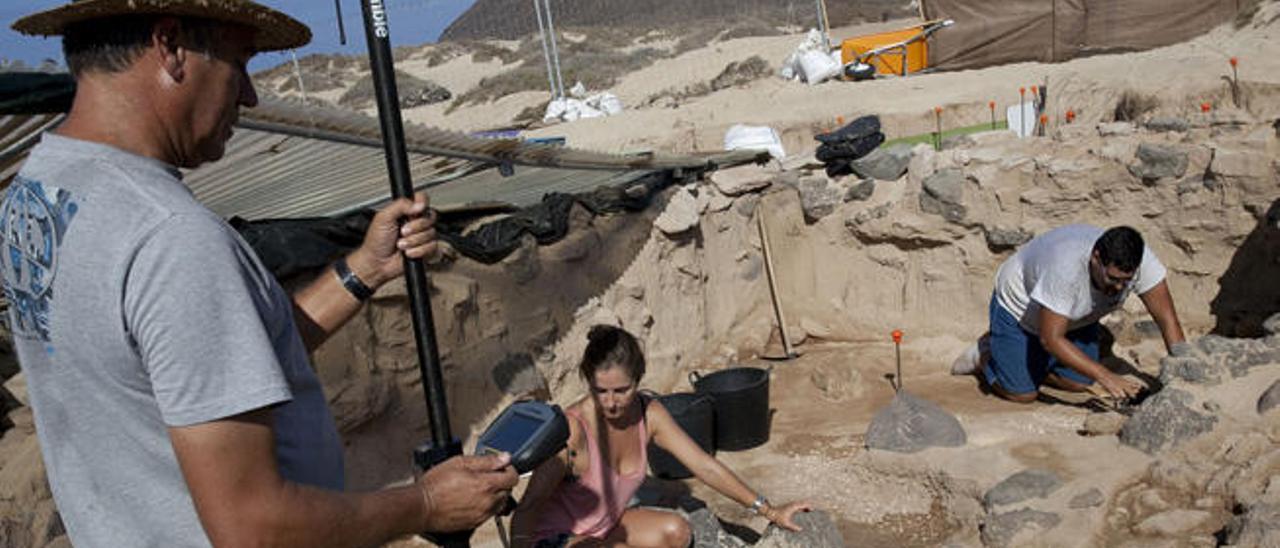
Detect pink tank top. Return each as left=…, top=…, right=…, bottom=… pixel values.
left=534, top=403, right=649, bottom=539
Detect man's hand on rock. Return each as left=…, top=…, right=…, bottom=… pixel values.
left=418, top=452, right=518, bottom=532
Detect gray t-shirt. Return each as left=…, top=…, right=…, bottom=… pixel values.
left=0, top=133, right=344, bottom=547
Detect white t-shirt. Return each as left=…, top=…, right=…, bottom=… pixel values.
left=994, top=224, right=1166, bottom=334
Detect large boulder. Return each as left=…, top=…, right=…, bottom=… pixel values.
left=709, top=166, right=773, bottom=197
left=1128, top=143, right=1188, bottom=182
left=919, top=169, right=967, bottom=223
left=797, top=176, right=843, bottom=223
left=1157, top=355, right=1224, bottom=386
left=984, top=469, right=1063, bottom=508
left=844, top=179, right=875, bottom=202
left=656, top=188, right=701, bottom=235
left=1222, top=503, right=1280, bottom=547
left=683, top=506, right=749, bottom=548
left=755, top=510, right=844, bottom=548
left=865, top=391, right=966, bottom=453
left=981, top=509, right=1061, bottom=548
left=1143, top=117, right=1190, bottom=133
left=984, top=226, right=1033, bottom=252
left=1119, top=388, right=1217, bottom=454
left=851, top=144, right=913, bottom=181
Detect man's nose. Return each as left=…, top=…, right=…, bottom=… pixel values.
left=239, top=71, right=259, bottom=108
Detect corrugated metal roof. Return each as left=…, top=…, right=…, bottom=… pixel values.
left=0, top=98, right=765, bottom=219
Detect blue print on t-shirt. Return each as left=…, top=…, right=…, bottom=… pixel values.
left=0, top=176, right=78, bottom=344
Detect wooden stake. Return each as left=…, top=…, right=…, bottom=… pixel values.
left=757, top=209, right=794, bottom=359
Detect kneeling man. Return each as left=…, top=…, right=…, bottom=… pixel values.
left=960, top=225, right=1186, bottom=402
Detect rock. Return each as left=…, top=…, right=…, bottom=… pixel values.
left=1128, top=143, right=1188, bottom=182
left=1099, top=122, right=1136, bottom=136
left=984, top=226, right=1033, bottom=252
left=1259, top=380, right=1280, bottom=415
left=710, top=166, right=773, bottom=196
left=1144, top=117, right=1190, bottom=132
left=941, top=134, right=976, bottom=150
left=797, top=176, right=843, bottom=223
left=1136, top=488, right=1174, bottom=514
left=920, top=169, right=968, bottom=222
left=1265, top=313, right=1280, bottom=336
left=1082, top=412, right=1127, bottom=436
left=810, top=363, right=863, bottom=402
left=491, top=353, right=548, bottom=397
left=1169, top=341, right=1195, bottom=357
left=1134, top=509, right=1216, bottom=537
left=707, top=190, right=734, bottom=212
left=734, top=193, right=759, bottom=218
left=683, top=507, right=748, bottom=548
left=755, top=510, right=843, bottom=548
left=865, top=391, right=966, bottom=453
left=1211, top=148, right=1273, bottom=179
left=981, top=509, right=1061, bottom=548
left=843, top=179, right=875, bottom=202
left=1069, top=488, right=1106, bottom=509
left=656, top=188, right=701, bottom=235
left=1158, top=355, right=1222, bottom=386
left=851, top=144, right=913, bottom=181
left=1223, top=504, right=1280, bottom=548
left=1119, top=388, right=1218, bottom=454
left=984, top=469, right=1063, bottom=508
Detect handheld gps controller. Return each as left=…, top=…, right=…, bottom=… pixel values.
left=474, top=401, right=570, bottom=474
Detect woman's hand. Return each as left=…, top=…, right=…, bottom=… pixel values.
left=763, top=501, right=814, bottom=532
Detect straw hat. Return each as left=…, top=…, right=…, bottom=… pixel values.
left=12, top=0, right=311, bottom=52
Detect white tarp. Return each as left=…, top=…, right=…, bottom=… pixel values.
left=723, top=124, right=785, bottom=160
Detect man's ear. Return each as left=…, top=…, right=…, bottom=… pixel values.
left=152, top=17, right=186, bottom=82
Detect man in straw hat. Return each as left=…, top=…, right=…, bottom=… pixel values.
left=3, top=1, right=516, bottom=545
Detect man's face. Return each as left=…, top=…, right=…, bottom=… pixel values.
left=1089, top=251, right=1135, bottom=297
left=179, top=24, right=258, bottom=167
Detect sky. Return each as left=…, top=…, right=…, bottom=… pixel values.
left=0, top=0, right=476, bottom=72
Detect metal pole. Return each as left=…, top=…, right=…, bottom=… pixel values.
left=358, top=0, right=455, bottom=468
left=542, top=0, right=566, bottom=99
left=533, top=0, right=557, bottom=98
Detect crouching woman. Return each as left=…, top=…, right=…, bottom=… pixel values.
left=510, top=325, right=812, bottom=547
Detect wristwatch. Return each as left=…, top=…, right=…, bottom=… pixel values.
left=749, top=494, right=770, bottom=516
left=334, top=257, right=375, bottom=301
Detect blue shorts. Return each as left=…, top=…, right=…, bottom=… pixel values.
left=986, top=295, right=1097, bottom=395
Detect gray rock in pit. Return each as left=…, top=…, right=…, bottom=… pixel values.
left=1119, top=388, right=1218, bottom=454
left=1158, top=355, right=1223, bottom=386
left=1143, top=117, right=1190, bottom=133
left=851, top=144, right=913, bottom=181
left=798, top=176, right=843, bottom=223
left=755, top=510, right=843, bottom=548
left=984, top=469, right=1062, bottom=508
left=920, top=169, right=968, bottom=223
left=1128, top=143, right=1188, bottom=182
left=844, top=179, right=875, bottom=202
left=981, top=509, right=1061, bottom=548
left=865, top=391, right=966, bottom=453
left=1069, top=488, right=1106, bottom=509
left=683, top=507, right=749, bottom=548
left=984, top=226, right=1033, bottom=252
left=1222, top=503, right=1280, bottom=547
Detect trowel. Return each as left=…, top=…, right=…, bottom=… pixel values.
left=864, top=329, right=967, bottom=453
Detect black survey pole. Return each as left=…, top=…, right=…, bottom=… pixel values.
left=357, top=5, right=467, bottom=546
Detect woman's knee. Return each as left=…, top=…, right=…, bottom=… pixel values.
left=661, top=514, right=691, bottom=548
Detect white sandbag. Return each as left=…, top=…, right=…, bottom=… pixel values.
left=543, top=99, right=570, bottom=123
left=797, top=49, right=840, bottom=85
left=568, top=81, right=588, bottom=99
left=724, top=124, right=785, bottom=160
left=591, top=93, right=624, bottom=115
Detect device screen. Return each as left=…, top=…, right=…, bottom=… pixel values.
left=486, top=412, right=543, bottom=454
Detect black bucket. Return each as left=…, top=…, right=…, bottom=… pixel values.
left=690, top=367, right=771, bottom=451
left=647, top=392, right=716, bottom=479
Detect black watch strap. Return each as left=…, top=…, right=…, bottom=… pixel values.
left=334, top=258, right=374, bottom=301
